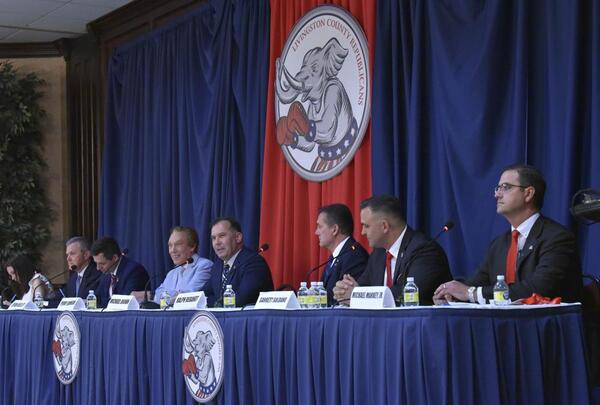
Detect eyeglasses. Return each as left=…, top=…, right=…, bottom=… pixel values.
left=494, top=183, right=528, bottom=194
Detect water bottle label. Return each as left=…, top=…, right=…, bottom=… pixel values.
left=404, top=292, right=419, bottom=304
left=494, top=291, right=509, bottom=302
left=87, top=299, right=97, bottom=309
left=224, top=297, right=235, bottom=307
left=320, top=295, right=327, bottom=306
left=160, top=298, right=167, bottom=309
left=298, top=296, right=305, bottom=305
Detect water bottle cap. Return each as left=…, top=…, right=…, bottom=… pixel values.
left=226, top=284, right=232, bottom=289
left=89, top=290, right=94, bottom=294
left=407, top=277, right=414, bottom=282
left=497, top=275, right=505, bottom=280
left=300, top=281, right=307, bottom=287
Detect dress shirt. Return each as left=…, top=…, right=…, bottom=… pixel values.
left=153, top=253, right=213, bottom=303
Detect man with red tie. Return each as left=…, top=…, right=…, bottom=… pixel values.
left=433, top=164, right=582, bottom=304
left=333, top=195, right=451, bottom=306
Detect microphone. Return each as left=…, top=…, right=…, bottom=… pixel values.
left=31, top=268, right=72, bottom=305
left=139, top=256, right=194, bottom=309
left=121, top=248, right=129, bottom=256
left=258, top=243, right=269, bottom=254
left=394, top=221, right=454, bottom=285
left=304, top=243, right=357, bottom=282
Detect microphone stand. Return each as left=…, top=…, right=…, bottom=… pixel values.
left=304, top=243, right=357, bottom=282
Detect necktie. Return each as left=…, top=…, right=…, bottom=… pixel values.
left=221, top=264, right=231, bottom=298
left=323, top=256, right=335, bottom=280
left=505, top=230, right=519, bottom=283
left=385, top=251, right=394, bottom=288
left=110, top=274, right=118, bottom=296
left=75, top=275, right=82, bottom=296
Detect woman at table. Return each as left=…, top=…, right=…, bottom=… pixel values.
left=2, top=254, right=50, bottom=306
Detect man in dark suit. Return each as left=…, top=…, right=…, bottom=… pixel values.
left=91, top=237, right=149, bottom=308
left=333, top=195, right=452, bottom=306
left=315, top=204, right=369, bottom=305
left=203, top=217, right=273, bottom=307
left=64, top=236, right=103, bottom=299
left=434, top=164, right=582, bottom=304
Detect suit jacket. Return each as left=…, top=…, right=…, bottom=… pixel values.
left=321, top=237, right=369, bottom=305
left=64, top=261, right=103, bottom=299
left=203, top=246, right=274, bottom=307
left=467, top=215, right=582, bottom=302
left=357, top=227, right=452, bottom=305
left=96, top=256, right=149, bottom=308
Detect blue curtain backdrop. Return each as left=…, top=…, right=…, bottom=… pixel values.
left=100, top=0, right=269, bottom=286
left=100, top=0, right=600, bottom=285
left=372, top=0, right=600, bottom=278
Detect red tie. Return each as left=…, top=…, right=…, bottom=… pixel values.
left=385, top=252, right=394, bottom=288
left=505, top=230, right=519, bottom=283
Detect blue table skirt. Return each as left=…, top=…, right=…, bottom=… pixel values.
left=0, top=306, right=591, bottom=404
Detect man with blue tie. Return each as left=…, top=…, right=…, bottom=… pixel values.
left=203, top=217, right=274, bottom=307
left=314, top=204, right=369, bottom=306
left=64, top=236, right=103, bottom=299
left=92, top=237, right=149, bottom=308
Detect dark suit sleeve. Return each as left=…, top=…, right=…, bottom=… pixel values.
left=202, top=271, right=217, bottom=307
left=120, top=264, right=149, bottom=295
left=235, top=255, right=274, bottom=307
left=396, top=243, right=452, bottom=305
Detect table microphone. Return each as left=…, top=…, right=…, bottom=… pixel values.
left=258, top=243, right=269, bottom=254
left=304, top=243, right=357, bottom=282
left=394, top=221, right=454, bottom=285
left=140, top=257, right=194, bottom=309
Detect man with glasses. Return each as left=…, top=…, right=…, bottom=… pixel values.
left=433, top=164, right=582, bottom=304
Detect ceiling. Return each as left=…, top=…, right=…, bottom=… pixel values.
left=0, top=0, right=132, bottom=43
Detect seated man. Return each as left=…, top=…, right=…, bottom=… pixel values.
left=137, top=226, right=212, bottom=303
left=434, top=164, right=582, bottom=304
left=64, top=236, right=103, bottom=299
left=92, top=237, right=149, bottom=307
left=315, top=203, right=369, bottom=305
left=334, top=195, right=452, bottom=306
left=203, top=217, right=274, bottom=307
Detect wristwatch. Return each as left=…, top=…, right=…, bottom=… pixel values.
left=467, top=286, right=476, bottom=303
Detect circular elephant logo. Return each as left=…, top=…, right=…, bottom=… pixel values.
left=52, top=312, right=81, bottom=385
left=275, top=5, right=371, bottom=182
left=182, top=311, right=224, bottom=402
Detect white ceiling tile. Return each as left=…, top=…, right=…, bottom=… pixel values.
left=45, top=3, right=114, bottom=21
left=0, top=26, right=18, bottom=40
left=28, top=15, right=87, bottom=33
left=0, top=13, right=42, bottom=26
left=3, top=28, right=78, bottom=42
left=0, top=0, right=64, bottom=15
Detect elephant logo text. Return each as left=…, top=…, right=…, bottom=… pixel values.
left=182, top=312, right=224, bottom=402
left=275, top=5, right=371, bottom=182
left=52, top=312, right=80, bottom=384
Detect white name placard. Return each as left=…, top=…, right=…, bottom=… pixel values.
left=350, top=286, right=395, bottom=309
left=254, top=291, right=300, bottom=309
left=172, top=291, right=207, bottom=310
left=8, top=299, right=39, bottom=311
left=106, top=294, right=139, bottom=311
left=57, top=297, right=86, bottom=311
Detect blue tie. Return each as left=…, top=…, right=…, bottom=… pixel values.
left=75, top=275, right=82, bottom=296
left=323, top=256, right=335, bottom=280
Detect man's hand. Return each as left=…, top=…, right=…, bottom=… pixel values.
left=333, top=274, right=358, bottom=305
left=433, top=280, right=470, bottom=303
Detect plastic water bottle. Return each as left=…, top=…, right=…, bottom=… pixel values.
left=223, top=285, right=236, bottom=308
left=298, top=282, right=309, bottom=308
left=160, top=290, right=172, bottom=309
left=86, top=290, right=97, bottom=309
left=318, top=281, right=327, bottom=308
left=403, top=277, right=419, bottom=306
left=308, top=282, right=318, bottom=308
left=34, top=292, right=44, bottom=309
left=493, top=275, right=509, bottom=305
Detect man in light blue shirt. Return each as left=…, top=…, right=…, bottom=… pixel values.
left=151, top=226, right=212, bottom=304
